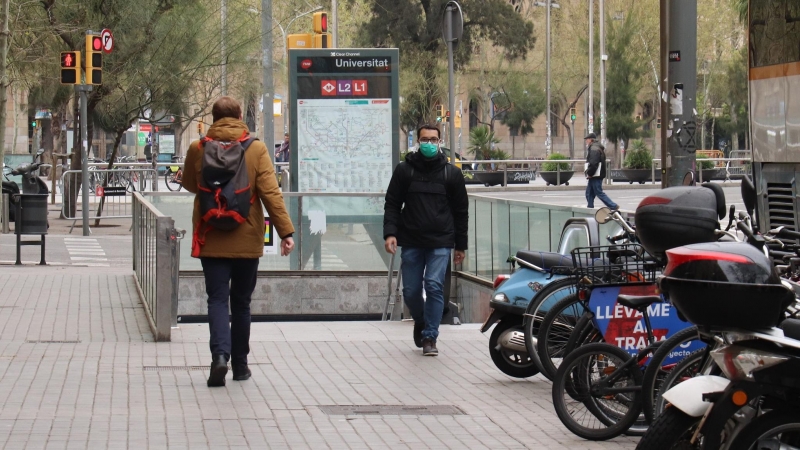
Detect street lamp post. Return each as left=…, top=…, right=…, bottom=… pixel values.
left=534, top=1, right=560, bottom=157
left=221, top=0, right=227, bottom=95
left=588, top=0, right=593, bottom=136
left=600, top=0, right=606, bottom=146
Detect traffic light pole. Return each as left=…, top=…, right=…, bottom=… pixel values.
left=445, top=4, right=456, bottom=164
left=261, top=0, right=275, bottom=165
left=77, top=84, right=92, bottom=236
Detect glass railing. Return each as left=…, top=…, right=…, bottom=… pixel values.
left=144, top=192, right=623, bottom=279
left=144, top=192, right=391, bottom=272
left=461, top=196, right=624, bottom=281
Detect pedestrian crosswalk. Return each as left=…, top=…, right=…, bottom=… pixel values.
left=64, top=238, right=109, bottom=267
left=320, top=244, right=348, bottom=270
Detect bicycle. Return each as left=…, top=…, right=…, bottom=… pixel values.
left=165, top=162, right=183, bottom=191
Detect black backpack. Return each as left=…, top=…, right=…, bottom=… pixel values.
left=191, top=134, right=257, bottom=257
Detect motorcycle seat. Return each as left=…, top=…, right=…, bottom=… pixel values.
left=515, top=250, right=572, bottom=271
left=781, top=318, right=800, bottom=341
left=617, top=295, right=662, bottom=312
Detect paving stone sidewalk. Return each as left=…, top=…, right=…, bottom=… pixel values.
left=0, top=266, right=639, bottom=449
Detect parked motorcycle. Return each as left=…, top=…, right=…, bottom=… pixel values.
left=635, top=179, right=800, bottom=449
left=481, top=217, right=606, bottom=378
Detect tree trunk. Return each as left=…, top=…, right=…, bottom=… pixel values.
left=0, top=0, right=9, bottom=226
left=63, top=92, right=81, bottom=219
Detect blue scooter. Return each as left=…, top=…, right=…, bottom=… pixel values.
left=481, top=218, right=608, bottom=378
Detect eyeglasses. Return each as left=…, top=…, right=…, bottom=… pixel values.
left=419, top=138, right=440, bottom=144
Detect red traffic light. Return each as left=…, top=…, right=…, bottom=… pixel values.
left=61, top=52, right=77, bottom=68
left=321, top=14, right=327, bottom=31
left=92, top=36, right=102, bottom=51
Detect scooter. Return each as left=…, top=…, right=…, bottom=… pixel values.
left=481, top=217, right=608, bottom=378
left=4, top=150, right=50, bottom=225
left=2, top=164, right=19, bottom=222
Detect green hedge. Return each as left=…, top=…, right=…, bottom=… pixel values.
left=542, top=153, right=571, bottom=171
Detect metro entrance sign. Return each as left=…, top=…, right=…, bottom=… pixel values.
left=289, top=49, right=400, bottom=194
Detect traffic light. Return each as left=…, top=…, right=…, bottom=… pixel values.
left=312, top=12, right=331, bottom=48
left=657, top=118, right=661, bottom=129
left=31, top=120, right=37, bottom=128
left=313, top=12, right=328, bottom=33
left=60, top=51, right=81, bottom=85
left=435, top=104, right=444, bottom=122
left=444, top=110, right=450, bottom=124
left=570, top=107, right=577, bottom=122
left=313, top=33, right=331, bottom=48
left=197, top=122, right=204, bottom=135
left=85, top=35, right=103, bottom=85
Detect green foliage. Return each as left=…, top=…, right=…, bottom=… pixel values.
left=604, top=13, right=645, bottom=148
left=493, top=75, right=546, bottom=137
left=468, top=126, right=501, bottom=161
left=359, top=0, right=535, bottom=128
left=623, top=141, right=653, bottom=170
left=542, top=153, right=571, bottom=172
left=490, top=149, right=510, bottom=160
left=696, top=154, right=715, bottom=170
left=731, top=0, right=748, bottom=23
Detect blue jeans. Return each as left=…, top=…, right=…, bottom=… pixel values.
left=200, top=257, right=260, bottom=365
left=401, top=247, right=451, bottom=341
left=586, top=177, right=618, bottom=209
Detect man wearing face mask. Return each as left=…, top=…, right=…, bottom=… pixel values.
left=383, top=124, right=469, bottom=356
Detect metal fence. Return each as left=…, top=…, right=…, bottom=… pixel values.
left=59, top=168, right=156, bottom=231
left=132, top=192, right=184, bottom=341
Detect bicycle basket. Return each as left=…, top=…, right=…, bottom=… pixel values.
left=570, top=244, right=660, bottom=286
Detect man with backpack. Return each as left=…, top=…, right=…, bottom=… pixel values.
left=584, top=132, right=619, bottom=211
left=383, top=124, right=469, bottom=356
left=182, top=97, right=295, bottom=387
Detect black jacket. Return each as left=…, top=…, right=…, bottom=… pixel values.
left=383, top=151, right=469, bottom=250
left=585, top=141, right=607, bottom=178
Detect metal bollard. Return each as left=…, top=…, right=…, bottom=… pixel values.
left=1, top=193, right=9, bottom=234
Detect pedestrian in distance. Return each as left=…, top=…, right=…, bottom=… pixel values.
left=275, top=133, right=290, bottom=173
left=584, top=132, right=619, bottom=211
left=383, top=124, right=469, bottom=356
left=183, top=96, right=296, bottom=387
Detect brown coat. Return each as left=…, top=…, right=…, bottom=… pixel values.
left=183, top=118, right=294, bottom=258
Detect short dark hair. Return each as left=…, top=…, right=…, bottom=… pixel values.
left=417, top=124, right=441, bottom=139
left=211, top=96, right=242, bottom=123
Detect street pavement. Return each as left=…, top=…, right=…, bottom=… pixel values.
left=472, top=182, right=745, bottom=213
left=0, top=266, right=640, bottom=449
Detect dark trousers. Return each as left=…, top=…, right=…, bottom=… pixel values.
left=200, top=258, right=260, bottom=365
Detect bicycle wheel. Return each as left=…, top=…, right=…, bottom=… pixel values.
left=552, top=342, right=643, bottom=441
left=537, top=292, right=589, bottom=380
left=165, top=171, right=180, bottom=191
left=522, top=278, right=577, bottom=367
left=640, top=325, right=703, bottom=424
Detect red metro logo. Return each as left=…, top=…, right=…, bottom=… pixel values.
left=301, top=59, right=312, bottom=70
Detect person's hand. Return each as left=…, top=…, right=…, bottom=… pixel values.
left=385, top=237, right=397, bottom=254
left=280, top=237, right=295, bottom=256
left=454, top=250, right=466, bottom=265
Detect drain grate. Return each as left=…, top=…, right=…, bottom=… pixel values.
left=143, top=366, right=210, bottom=372
left=26, top=340, right=81, bottom=344
left=318, top=405, right=465, bottom=416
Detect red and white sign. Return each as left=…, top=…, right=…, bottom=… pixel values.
left=100, top=29, right=114, bottom=54
left=353, top=80, right=368, bottom=96
left=321, top=80, right=337, bottom=96
left=301, top=59, right=312, bottom=70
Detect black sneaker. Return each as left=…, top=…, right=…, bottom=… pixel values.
left=413, top=321, right=425, bottom=348
left=232, top=364, right=251, bottom=381
left=207, top=354, right=228, bottom=387
left=422, top=338, right=438, bottom=356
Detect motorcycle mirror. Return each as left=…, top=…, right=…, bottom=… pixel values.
left=741, top=175, right=757, bottom=218
left=725, top=205, right=735, bottom=231
left=682, top=171, right=695, bottom=186
left=35, top=149, right=44, bottom=156
left=595, top=207, right=613, bottom=224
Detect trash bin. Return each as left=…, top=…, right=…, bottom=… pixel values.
left=14, top=194, right=48, bottom=234
left=13, top=193, right=48, bottom=265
